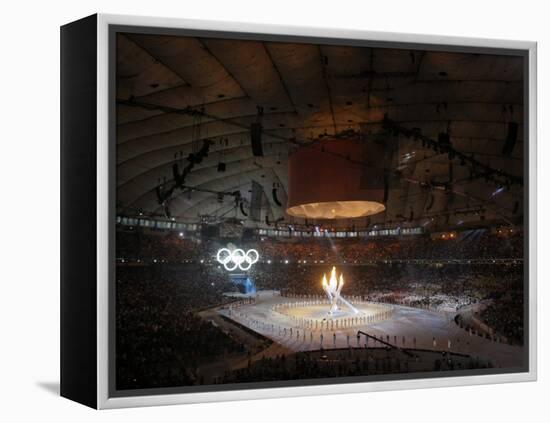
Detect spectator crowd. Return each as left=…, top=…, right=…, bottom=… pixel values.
left=115, top=226, right=524, bottom=388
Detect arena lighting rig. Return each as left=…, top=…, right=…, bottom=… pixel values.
left=216, top=248, right=259, bottom=271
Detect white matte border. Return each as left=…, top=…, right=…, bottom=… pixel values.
left=96, top=13, right=537, bottom=409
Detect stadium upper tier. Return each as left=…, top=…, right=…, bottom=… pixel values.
left=115, top=228, right=523, bottom=264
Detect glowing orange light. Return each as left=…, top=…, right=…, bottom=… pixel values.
left=287, top=139, right=385, bottom=219
left=321, top=266, right=345, bottom=292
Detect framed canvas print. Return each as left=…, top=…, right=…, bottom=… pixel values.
left=60, top=13, right=537, bottom=409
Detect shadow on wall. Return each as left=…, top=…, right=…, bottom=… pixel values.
left=36, top=381, right=59, bottom=396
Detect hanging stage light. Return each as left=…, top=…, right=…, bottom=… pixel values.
left=272, top=187, right=282, bottom=206
left=286, top=138, right=385, bottom=219
left=239, top=201, right=248, bottom=217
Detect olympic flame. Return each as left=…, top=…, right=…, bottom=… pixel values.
left=323, top=266, right=344, bottom=294
left=321, top=266, right=359, bottom=315
left=322, top=267, right=344, bottom=294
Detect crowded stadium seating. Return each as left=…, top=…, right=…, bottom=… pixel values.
left=115, top=227, right=524, bottom=388
left=116, top=228, right=523, bottom=264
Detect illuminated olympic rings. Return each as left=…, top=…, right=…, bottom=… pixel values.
left=216, top=248, right=259, bottom=271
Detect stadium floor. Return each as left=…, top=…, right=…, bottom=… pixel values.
left=217, top=291, right=524, bottom=369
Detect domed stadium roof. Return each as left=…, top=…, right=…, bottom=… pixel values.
left=115, top=32, right=524, bottom=230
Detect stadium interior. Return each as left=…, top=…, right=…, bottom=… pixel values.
left=115, top=32, right=525, bottom=390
